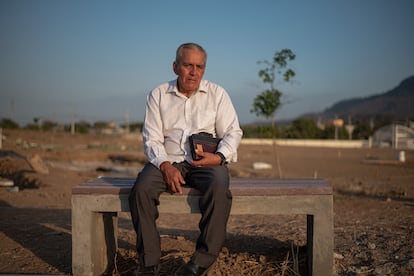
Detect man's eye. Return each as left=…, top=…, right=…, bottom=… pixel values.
left=182, top=63, right=204, bottom=70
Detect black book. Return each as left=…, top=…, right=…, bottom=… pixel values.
left=189, top=133, right=221, bottom=160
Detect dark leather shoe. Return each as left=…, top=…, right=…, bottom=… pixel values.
left=134, top=265, right=160, bottom=276
left=134, top=256, right=159, bottom=276
left=134, top=264, right=159, bottom=276
left=174, top=260, right=211, bottom=276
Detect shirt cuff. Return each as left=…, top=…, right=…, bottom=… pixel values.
left=151, top=156, right=169, bottom=169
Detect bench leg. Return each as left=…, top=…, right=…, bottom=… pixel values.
left=101, top=212, right=118, bottom=273
left=307, top=214, right=314, bottom=275
left=72, top=197, right=118, bottom=276
left=307, top=198, right=334, bottom=276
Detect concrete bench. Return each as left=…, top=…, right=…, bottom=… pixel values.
left=72, top=177, right=333, bottom=276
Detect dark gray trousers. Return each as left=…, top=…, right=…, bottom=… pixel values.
left=128, top=161, right=232, bottom=268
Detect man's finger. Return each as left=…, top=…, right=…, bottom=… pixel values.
left=168, top=182, right=177, bottom=193
left=175, top=182, right=183, bottom=194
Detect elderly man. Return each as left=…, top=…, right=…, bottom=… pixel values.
left=129, top=42, right=242, bottom=276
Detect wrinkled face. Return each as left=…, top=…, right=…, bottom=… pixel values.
left=173, top=48, right=206, bottom=96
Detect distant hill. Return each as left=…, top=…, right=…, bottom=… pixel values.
left=318, top=76, right=414, bottom=120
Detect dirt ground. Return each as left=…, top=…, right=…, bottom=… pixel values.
left=0, top=129, right=413, bottom=275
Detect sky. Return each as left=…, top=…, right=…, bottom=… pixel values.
left=1, top=0, right=413, bottom=126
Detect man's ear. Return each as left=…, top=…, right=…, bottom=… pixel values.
left=173, top=61, right=179, bottom=75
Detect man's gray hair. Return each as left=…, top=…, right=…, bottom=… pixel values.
left=175, top=42, right=207, bottom=63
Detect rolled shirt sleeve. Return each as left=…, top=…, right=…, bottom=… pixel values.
left=215, top=88, right=243, bottom=162
left=142, top=88, right=170, bottom=168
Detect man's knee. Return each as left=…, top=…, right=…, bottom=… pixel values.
left=211, top=166, right=230, bottom=186
left=130, top=163, right=164, bottom=199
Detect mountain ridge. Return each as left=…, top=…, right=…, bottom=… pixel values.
left=310, top=75, right=414, bottom=121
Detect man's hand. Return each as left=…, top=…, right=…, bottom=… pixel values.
left=159, top=162, right=185, bottom=194
left=191, top=150, right=222, bottom=167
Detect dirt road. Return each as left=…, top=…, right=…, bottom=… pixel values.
left=1, top=129, right=413, bottom=275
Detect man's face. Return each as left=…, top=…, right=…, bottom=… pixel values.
left=173, top=48, right=206, bottom=95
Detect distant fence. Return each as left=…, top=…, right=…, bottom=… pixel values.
left=240, top=138, right=368, bottom=148
left=123, top=134, right=411, bottom=149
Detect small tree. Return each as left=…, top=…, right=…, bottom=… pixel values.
left=251, top=49, right=296, bottom=125
left=251, top=49, right=296, bottom=177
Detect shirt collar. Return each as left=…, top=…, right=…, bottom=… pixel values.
left=166, top=79, right=207, bottom=95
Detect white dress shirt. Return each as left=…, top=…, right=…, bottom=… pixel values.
left=143, top=79, right=243, bottom=168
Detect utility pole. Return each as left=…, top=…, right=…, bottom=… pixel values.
left=71, top=106, right=76, bottom=135
left=10, top=99, right=15, bottom=120
left=125, top=111, right=130, bottom=134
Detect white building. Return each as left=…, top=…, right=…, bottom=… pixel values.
left=373, top=124, right=414, bottom=149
